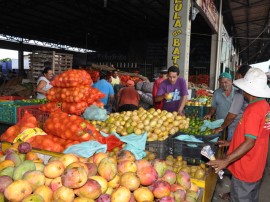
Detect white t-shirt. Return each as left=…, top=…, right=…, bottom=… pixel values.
left=111, top=76, right=120, bottom=86
left=36, top=76, right=52, bottom=99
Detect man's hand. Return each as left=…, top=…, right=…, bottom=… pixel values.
left=204, top=114, right=211, bottom=120
left=213, top=127, right=223, bottom=134
left=164, top=93, right=172, bottom=100
left=215, top=140, right=230, bottom=147
left=177, top=109, right=184, bottom=116
left=207, top=158, right=230, bottom=173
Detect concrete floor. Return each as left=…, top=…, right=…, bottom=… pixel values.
left=212, top=168, right=270, bottom=202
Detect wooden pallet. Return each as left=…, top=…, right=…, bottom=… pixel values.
left=29, top=51, right=73, bottom=82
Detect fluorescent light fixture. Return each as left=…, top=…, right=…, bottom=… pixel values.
left=0, top=34, right=96, bottom=53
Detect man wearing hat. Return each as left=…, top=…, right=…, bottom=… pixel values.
left=117, top=80, right=140, bottom=112
left=152, top=68, right=168, bottom=110
left=204, top=72, right=235, bottom=120
left=208, top=68, right=270, bottom=202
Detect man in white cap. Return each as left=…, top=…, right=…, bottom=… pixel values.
left=208, top=68, right=270, bottom=202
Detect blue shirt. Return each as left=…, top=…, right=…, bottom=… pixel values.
left=92, top=79, right=114, bottom=105
left=212, top=87, right=235, bottom=120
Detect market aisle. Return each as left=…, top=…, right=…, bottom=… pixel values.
left=212, top=168, right=270, bottom=202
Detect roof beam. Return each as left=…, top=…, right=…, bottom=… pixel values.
left=223, top=0, right=270, bottom=14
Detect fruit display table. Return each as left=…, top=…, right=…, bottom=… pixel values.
left=1, top=141, right=63, bottom=159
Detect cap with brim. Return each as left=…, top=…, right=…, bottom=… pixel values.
left=219, top=72, right=232, bottom=80
left=233, top=68, right=270, bottom=98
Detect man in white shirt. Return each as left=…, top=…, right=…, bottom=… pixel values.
left=110, top=70, right=120, bottom=86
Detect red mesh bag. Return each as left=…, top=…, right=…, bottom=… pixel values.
left=43, top=111, right=102, bottom=142
left=39, top=102, right=62, bottom=112
left=51, top=70, right=92, bottom=87
left=61, top=101, right=88, bottom=115
left=0, top=111, right=37, bottom=143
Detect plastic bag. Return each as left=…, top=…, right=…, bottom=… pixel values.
left=63, top=141, right=107, bottom=158
left=200, top=119, right=224, bottom=132
left=83, top=105, right=108, bottom=121
left=13, top=127, right=47, bottom=143
left=113, top=132, right=147, bottom=160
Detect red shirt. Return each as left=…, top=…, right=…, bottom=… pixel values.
left=228, top=99, right=270, bottom=182
left=152, top=77, right=166, bottom=110
left=118, top=87, right=140, bottom=107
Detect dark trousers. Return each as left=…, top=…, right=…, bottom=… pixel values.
left=230, top=176, right=261, bottom=202
left=118, top=104, right=138, bottom=112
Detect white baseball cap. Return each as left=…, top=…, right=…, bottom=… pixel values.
left=233, top=68, right=270, bottom=98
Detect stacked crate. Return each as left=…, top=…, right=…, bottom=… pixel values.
left=29, top=51, right=73, bottom=82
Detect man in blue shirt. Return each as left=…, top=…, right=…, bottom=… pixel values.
left=204, top=72, right=235, bottom=120
left=92, top=71, right=114, bottom=113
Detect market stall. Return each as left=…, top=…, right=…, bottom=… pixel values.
left=0, top=69, right=221, bottom=202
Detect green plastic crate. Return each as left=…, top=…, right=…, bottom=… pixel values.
left=0, top=100, right=40, bottom=124
left=184, top=106, right=210, bottom=118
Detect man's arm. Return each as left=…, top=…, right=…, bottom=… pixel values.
left=116, top=90, right=122, bottom=111
left=204, top=107, right=216, bottom=119
left=109, top=94, right=114, bottom=105
left=178, top=95, right=187, bottom=115
left=155, top=94, right=166, bottom=102
left=213, top=112, right=237, bottom=133
left=208, top=136, right=255, bottom=172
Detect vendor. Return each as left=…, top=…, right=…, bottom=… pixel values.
left=117, top=80, right=140, bottom=112
left=36, top=67, right=53, bottom=99
left=204, top=72, right=235, bottom=120
left=155, top=66, right=188, bottom=115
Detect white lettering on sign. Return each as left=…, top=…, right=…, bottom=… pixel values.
left=171, top=0, right=183, bottom=67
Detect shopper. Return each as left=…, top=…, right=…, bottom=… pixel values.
left=117, top=80, right=140, bottom=112
left=152, top=68, right=167, bottom=110
left=36, top=67, right=53, bottom=99
left=204, top=72, right=235, bottom=120
left=212, top=65, right=251, bottom=201
left=110, top=70, right=120, bottom=86
left=208, top=68, right=270, bottom=202
left=155, top=66, right=188, bottom=115
left=93, top=71, right=114, bottom=113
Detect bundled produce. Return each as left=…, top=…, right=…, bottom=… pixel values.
left=27, top=134, right=80, bottom=153
left=0, top=111, right=37, bottom=143
left=43, top=110, right=105, bottom=143
left=40, top=69, right=105, bottom=115
left=119, top=75, right=131, bottom=85
left=136, top=82, right=154, bottom=109
left=91, top=107, right=190, bottom=141
left=87, top=69, right=100, bottom=83
left=51, top=69, right=92, bottom=87
left=0, top=145, right=201, bottom=202
left=119, top=75, right=143, bottom=86
left=46, top=86, right=104, bottom=104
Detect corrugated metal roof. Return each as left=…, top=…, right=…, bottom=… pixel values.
left=0, top=0, right=269, bottom=64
